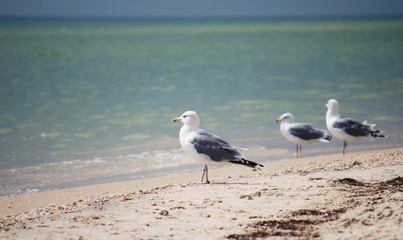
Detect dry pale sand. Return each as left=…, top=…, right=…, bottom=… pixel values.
left=0, top=148, right=402, bottom=240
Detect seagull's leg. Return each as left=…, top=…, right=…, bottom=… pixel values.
left=205, top=165, right=210, bottom=184
left=200, top=165, right=210, bottom=184
left=296, top=144, right=299, bottom=158
left=343, top=140, right=347, bottom=154
left=201, top=166, right=206, bottom=182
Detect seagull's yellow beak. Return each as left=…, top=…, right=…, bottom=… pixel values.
left=274, top=119, right=280, bottom=123
left=172, top=117, right=180, bottom=123
left=324, top=104, right=328, bottom=109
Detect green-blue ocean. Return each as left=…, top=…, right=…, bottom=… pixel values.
left=1, top=17, right=402, bottom=196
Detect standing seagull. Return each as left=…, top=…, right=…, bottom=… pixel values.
left=274, top=113, right=332, bottom=158
left=172, top=111, right=263, bottom=184
left=325, top=99, right=385, bottom=154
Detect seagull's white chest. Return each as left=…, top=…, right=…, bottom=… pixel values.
left=326, top=114, right=337, bottom=135
left=179, top=130, right=199, bottom=156
left=326, top=114, right=345, bottom=139
left=280, top=122, right=297, bottom=142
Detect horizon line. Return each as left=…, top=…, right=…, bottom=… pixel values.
left=1, top=14, right=403, bottom=20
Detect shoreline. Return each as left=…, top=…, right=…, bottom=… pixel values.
left=0, top=147, right=402, bottom=239
left=1, top=143, right=401, bottom=198
left=0, top=147, right=400, bottom=217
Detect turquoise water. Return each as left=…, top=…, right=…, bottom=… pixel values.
left=1, top=18, right=402, bottom=196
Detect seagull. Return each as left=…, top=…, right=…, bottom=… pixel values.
left=274, top=112, right=332, bottom=158
left=172, top=111, right=263, bottom=184
left=325, top=99, right=385, bottom=154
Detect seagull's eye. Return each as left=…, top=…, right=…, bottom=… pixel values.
left=183, top=115, right=186, bottom=118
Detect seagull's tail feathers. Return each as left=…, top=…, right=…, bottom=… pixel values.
left=318, top=130, right=332, bottom=143
left=229, top=158, right=263, bottom=168
left=362, top=120, right=386, bottom=138
left=369, top=129, right=386, bottom=138
left=320, top=134, right=332, bottom=142
left=362, top=120, right=375, bottom=128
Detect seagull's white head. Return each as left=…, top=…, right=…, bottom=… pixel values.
left=325, top=99, right=339, bottom=114
left=274, top=112, right=295, bottom=123
left=172, top=111, right=200, bottom=128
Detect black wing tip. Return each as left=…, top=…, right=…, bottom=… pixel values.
left=229, top=158, right=264, bottom=168
left=370, top=129, right=386, bottom=138
left=370, top=132, right=386, bottom=138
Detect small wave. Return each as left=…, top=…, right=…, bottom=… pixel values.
left=17, top=188, right=40, bottom=195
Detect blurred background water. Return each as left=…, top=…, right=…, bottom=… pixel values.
left=0, top=17, right=402, bottom=196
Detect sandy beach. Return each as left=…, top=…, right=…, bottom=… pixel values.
left=0, top=147, right=402, bottom=239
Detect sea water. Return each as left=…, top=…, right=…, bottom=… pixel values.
left=0, top=17, right=402, bottom=196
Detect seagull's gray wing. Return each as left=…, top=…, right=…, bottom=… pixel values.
left=191, top=130, right=241, bottom=162
left=333, top=117, right=370, bottom=137
left=289, top=124, right=327, bottom=140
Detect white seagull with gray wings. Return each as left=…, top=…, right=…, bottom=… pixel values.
left=173, top=111, right=263, bottom=184
left=325, top=99, right=385, bottom=154
left=275, top=112, right=332, bottom=158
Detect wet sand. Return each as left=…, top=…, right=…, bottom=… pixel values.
left=1, top=148, right=402, bottom=239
